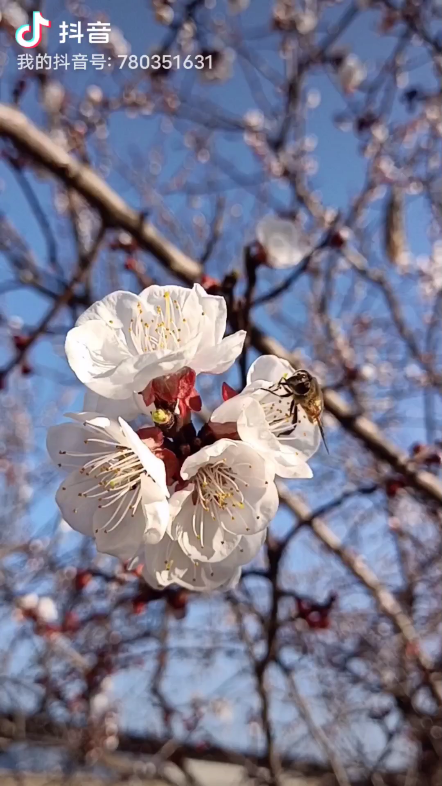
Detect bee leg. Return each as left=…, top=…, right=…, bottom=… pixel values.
left=276, top=404, right=298, bottom=438
left=266, top=386, right=292, bottom=399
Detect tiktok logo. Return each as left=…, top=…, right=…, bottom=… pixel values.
left=15, top=11, right=51, bottom=48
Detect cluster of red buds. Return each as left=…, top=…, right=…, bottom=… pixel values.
left=295, top=592, right=337, bottom=631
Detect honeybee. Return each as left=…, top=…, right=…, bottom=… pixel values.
left=266, top=369, right=329, bottom=453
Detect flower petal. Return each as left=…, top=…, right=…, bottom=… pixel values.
left=172, top=496, right=241, bottom=562
left=179, top=439, right=231, bottom=480
left=76, top=290, right=141, bottom=329
left=256, top=216, right=312, bottom=269
left=268, top=451, right=313, bottom=479
left=168, top=485, right=194, bottom=527
left=237, top=398, right=315, bottom=478
left=94, top=505, right=146, bottom=560
left=279, top=406, right=321, bottom=461
left=65, top=412, right=123, bottom=444
left=142, top=536, right=244, bottom=592
left=55, top=470, right=99, bottom=537
left=47, top=423, right=90, bottom=469
left=246, top=355, right=295, bottom=386
left=210, top=395, right=250, bottom=425
left=139, top=284, right=196, bottom=315
left=192, top=331, right=246, bottom=375
left=143, top=494, right=170, bottom=546
left=83, top=388, right=146, bottom=421
left=221, top=478, right=279, bottom=536
left=237, top=398, right=280, bottom=453
left=65, top=320, right=133, bottom=396
left=193, top=283, right=227, bottom=346
left=118, top=418, right=168, bottom=495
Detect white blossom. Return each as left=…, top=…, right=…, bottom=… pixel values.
left=306, top=90, right=321, bottom=109
left=37, top=596, right=58, bottom=623
left=139, top=529, right=264, bottom=591
left=155, top=3, right=174, bottom=25
left=86, top=85, right=103, bottom=105
left=295, top=11, right=318, bottom=35
left=256, top=215, right=313, bottom=269
left=65, top=285, right=246, bottom=413
left=0, top=1, right=27, bottom=29
left=169, top=439, right=278, bottom=559
left=211, top=355, right=320, bottom=478
left=42, top=82, right=65, bottom=114
left=18, top=594, right=39, bottom=611
left=243, top=109, right=265, bottom=131
left=47, top=413, right=169, bottom=559
left=107, top=27, right=131, bottom=58
left=338, top=54, right=367, bottom=94
left=132, top=437, right=277, bottom=591
left=202, top=48, right=235, bottom=83
left=91, top=677, right=114, bottom=718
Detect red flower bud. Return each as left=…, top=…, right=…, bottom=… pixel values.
left=75, top=571, right=92, bottom=591
left=13, top=334, right=29, bottom=350
left=222, top=382, right=239, bottom=401
left=200, top=275, right=221, bottom=294
left=124, top=257, right=138, bottom=271
left=385, top=478, right=405, bottom=498
left=63, top=611, right=80, bottom=633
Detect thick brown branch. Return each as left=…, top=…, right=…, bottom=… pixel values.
left=0, top=104, right=201, bottom=282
